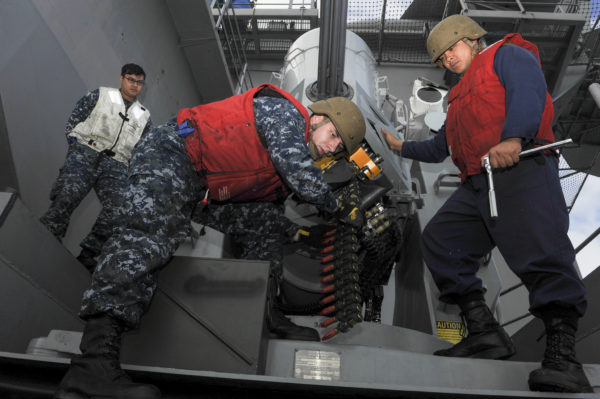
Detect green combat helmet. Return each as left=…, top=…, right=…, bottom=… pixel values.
left=308, top=97, right=366, bottom=155
left=426, top=14, right=487, bottom=66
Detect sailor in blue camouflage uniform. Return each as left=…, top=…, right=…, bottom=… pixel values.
left=40, top=64, right=152, bottom=272
left=54, top=84, right=366, bottom=399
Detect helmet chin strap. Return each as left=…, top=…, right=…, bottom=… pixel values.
left=309, top=116, right=331, bottom=131
left=308, top=140, right=320, bottom=160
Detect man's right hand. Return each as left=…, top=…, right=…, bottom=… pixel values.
left=381, top=127, right=403, bottom=152
left=481, top=137, right=522, bottom=169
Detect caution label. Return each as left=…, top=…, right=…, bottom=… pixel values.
left=436, top=320, right=466, bottom=344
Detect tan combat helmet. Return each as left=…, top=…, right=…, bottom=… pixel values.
left=308, top=97, right=366, bottom=155
left=426, top=14, right=487, bottom=65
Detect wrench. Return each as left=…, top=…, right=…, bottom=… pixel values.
left=483, top=138, right=573, bottom=219
left=483, top=157, right=498, bottom=219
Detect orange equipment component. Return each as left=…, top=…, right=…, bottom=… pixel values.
left=349, top=147, right=381, bottom=179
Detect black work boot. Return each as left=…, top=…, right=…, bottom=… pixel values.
left=266, top=280, right=320, bottom=341
left=76, top=248, right=98, bottom=273
left=54, top=315, right=161, bottom=399
left=434, top=299, right=516, bottom=359
left=528, top=318, right=593, bottom=393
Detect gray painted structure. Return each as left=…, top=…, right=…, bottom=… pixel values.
left=0, top=0, right=202, bottom=258
left=0, top=94, right=19, bottom=192
left=0, top=1, right=599, bottom=398
left=2, top=190, right=599, bottom=396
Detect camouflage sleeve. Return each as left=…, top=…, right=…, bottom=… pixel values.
left=65, top=88, right=99, bottom=138
left=254, top=96, right=338, bottom=213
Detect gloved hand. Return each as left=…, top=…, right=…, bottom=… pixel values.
left=335, top=181, right=364, bottom=228
left=296, top=224, right=336, bottom=248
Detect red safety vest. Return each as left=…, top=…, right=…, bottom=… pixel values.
left=177, top=84, right=310, bottom=202
left=445, top=33, right=555, bottom=180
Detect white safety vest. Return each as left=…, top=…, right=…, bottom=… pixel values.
left=68, top=87, right=151, bottom=164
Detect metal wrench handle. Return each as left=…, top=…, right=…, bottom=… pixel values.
left=483, top=157, right=498, bottom=219
left=519, top=138, right=573, bottom=157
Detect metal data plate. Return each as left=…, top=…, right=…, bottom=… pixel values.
left=294, top=349, right=341, bottom=381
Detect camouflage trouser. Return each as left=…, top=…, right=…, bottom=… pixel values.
left=193, top=201, right=299, bottom=281
left=40, top=142, right=128, bottom=255
left=80, top=119, right=303, bottom=328
left=80, top=120, right=202, bottom=328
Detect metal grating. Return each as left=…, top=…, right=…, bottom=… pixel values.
left=213, top=0, right=319, bottom=61
left=560, top=156, right=591, bottom=213
left=214, top=1, right=598, bottom=75
left=347, top=0, right=446, bottom=64
left=573, top=16, right=600, bottom=65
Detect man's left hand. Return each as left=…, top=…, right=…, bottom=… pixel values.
left=482, top=138, right=522, bottom=168
left=381, top=127, right=403, bottom=152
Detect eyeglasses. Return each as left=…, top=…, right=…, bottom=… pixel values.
left=124, top=76, right=145, bottom=86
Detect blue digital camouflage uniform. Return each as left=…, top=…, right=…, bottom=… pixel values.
left=193, top=202, right=299, bottom=280
left=81, top=96, right=336, bottom=328
left=40, top=89, right=152, bottom=257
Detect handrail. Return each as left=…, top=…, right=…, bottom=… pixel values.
left=213, top=0, right=253, bottom=94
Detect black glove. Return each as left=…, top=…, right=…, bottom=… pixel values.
left=336, top=181, right=364, bottom=228
left=297, top=224, right=336, bottom=248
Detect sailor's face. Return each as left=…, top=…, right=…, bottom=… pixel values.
left=120, top=73, right=145, bottom=101
left=309, top=115, right=343, bottom=158
left=439, top=39, right=476, bottom=75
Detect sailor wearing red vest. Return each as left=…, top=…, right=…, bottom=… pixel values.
left=54, top=84, right=366, bottom=399
left=382, top=15, right=591, bottom=393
